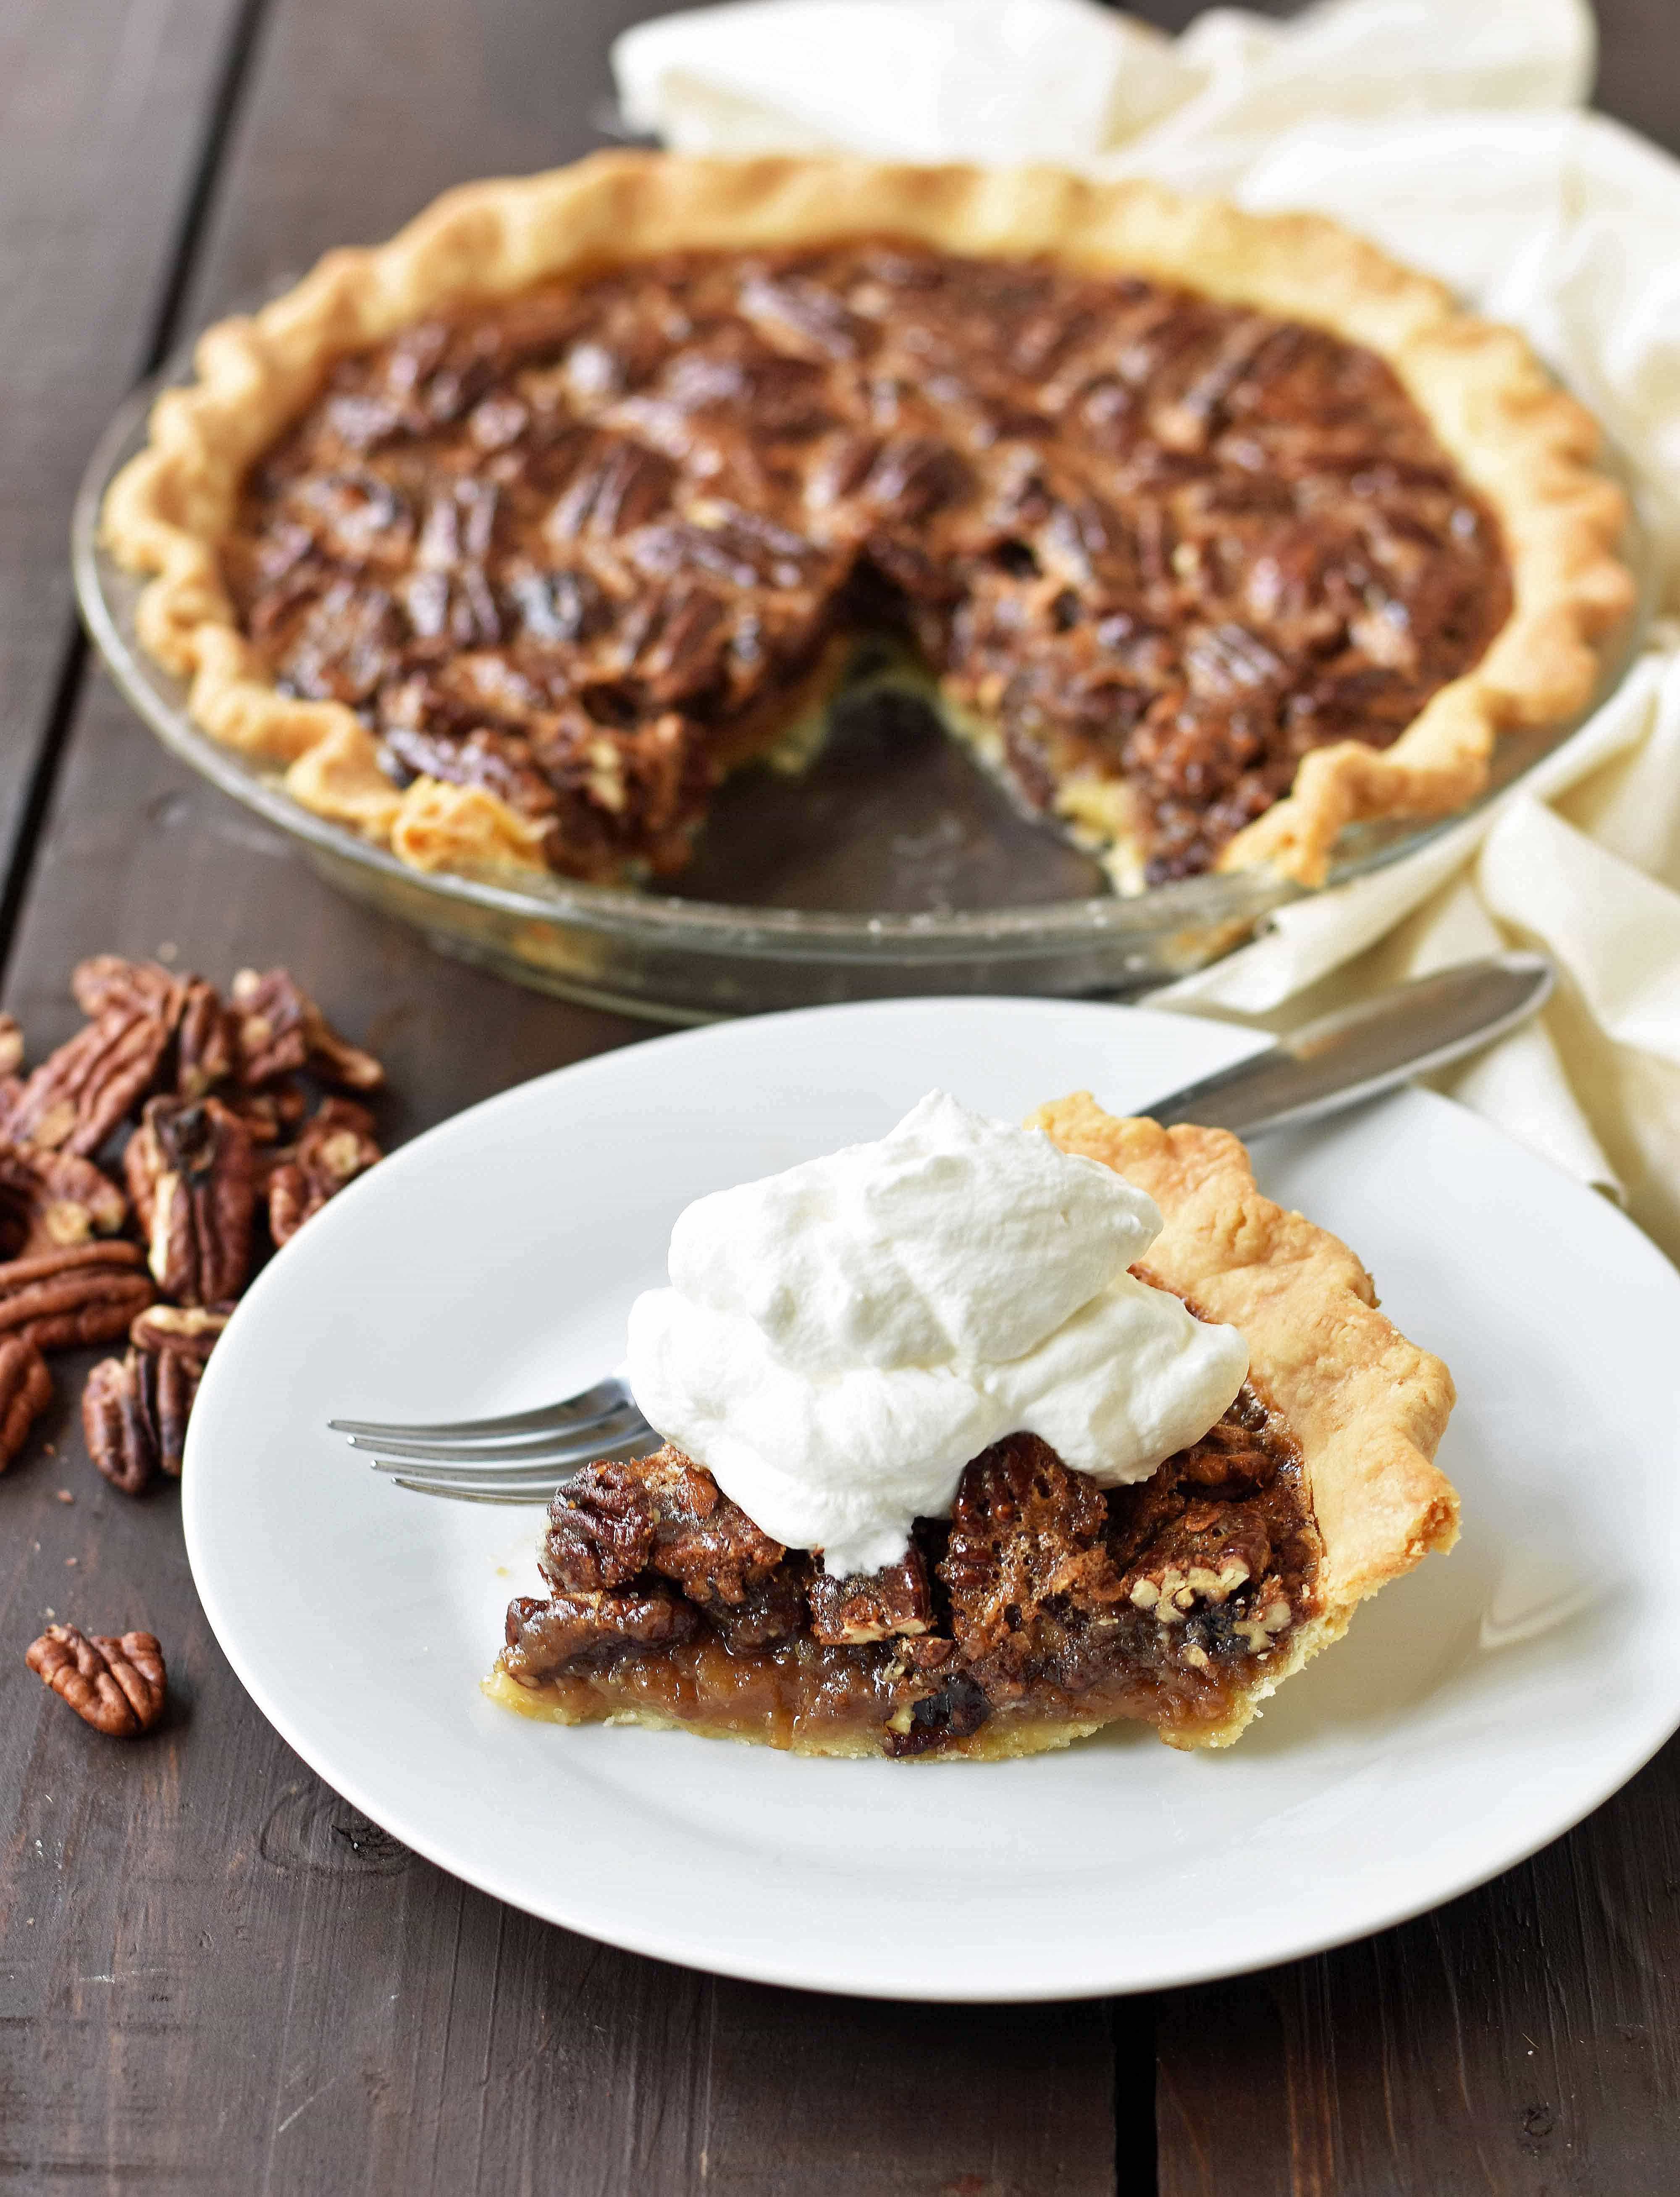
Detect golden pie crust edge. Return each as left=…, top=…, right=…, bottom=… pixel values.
left=1033, top=1092, right=1459, bottom=1746
left=102, top=149, right=1635, bottom=889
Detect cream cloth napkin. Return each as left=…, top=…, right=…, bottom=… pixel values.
left=614, top=0, right=1680, bottom=1260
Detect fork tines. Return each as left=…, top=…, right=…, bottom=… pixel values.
left=329, top=1373, right=656, bottom=1501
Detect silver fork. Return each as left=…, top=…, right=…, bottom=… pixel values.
left=333, top=951, right=1551, bottom=1505
left=328, top=1376, right=655, bottom=1504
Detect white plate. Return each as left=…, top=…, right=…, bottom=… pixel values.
left=184, top=998, right=1680, bottom=2002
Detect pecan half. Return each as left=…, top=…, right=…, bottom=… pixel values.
left=0, top=1334, right=52, bottom=1469
left=133, top=1303, right=227, bottom=1474
left=231, top=968, right=383, bottom=1092
left=0, top=1139, right=126, bottom=1258
left=83, top=1352, right=158, bottom=1495
left=131, top=1300, right=229, bottom=1369
left=267, top=1097, right=382, bottom=1244
left=125, top=1096, right=255, bottom=1305
left=0, top=1014, right=23, bottom=1080
left=176, top=977, right=236, bottom=1100
left=0, top=1242, right=153, bottom=1351
left=2, top=1002, right=176, bottom=1156
left=808, top=1548, right=932, bottom=1645
left=25, top=1624, right=167, bottom=1737
left=71, top=955, right=185, bottom=1024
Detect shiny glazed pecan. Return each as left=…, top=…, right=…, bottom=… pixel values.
left=0, top=1241, right=153, bottom=1351
left=0, top=1014, right=22, bottom=1079
left=231, top=968, right=383, bottom=1092
left=808, top=1549, right=933, bottom=1645
left=125, top=1096, right=255, bottom=1305
left=267, top=1097, right=382, bottom=1244
left=25, top=1624, right=167, bottom=1737
left=0, top=1140, right=126, bottom=1258
left=0, top=1334, right=52, bottom=1470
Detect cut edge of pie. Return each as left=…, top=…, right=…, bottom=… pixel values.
left=102, top=150, right=1634, bottom=892
left=485, top=1093, right=1459, bottom=1759
left=1029, top=1093, right=1460, bottom=1742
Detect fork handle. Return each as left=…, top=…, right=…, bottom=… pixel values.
left=1140, top=953, right=1552, bottom=1141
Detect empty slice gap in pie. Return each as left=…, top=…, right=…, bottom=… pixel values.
left=486, top=1096, right=1458, bottom=1759
left=103, top=154, right=1633, bottom=897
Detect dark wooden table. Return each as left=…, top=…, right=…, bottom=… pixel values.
left=3, top=3, right=1676, bottom=2188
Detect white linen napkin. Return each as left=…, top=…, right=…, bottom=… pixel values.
left=612, top=0, right=1680, bottom=1261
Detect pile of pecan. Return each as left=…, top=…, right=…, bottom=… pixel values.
left=0, top=956, right=384, bottom=1496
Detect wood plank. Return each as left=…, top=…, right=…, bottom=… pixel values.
left=0, top=0, right=1121, bottom=2189
left=1592, top=0, right=1680, bottom=157
left=1157, top=1738, right=1680, bottom=2195
left=0, top=0, right=254, bottom=928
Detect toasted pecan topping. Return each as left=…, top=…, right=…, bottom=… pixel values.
left=808, top=1548, right=932, bottom=1645
left=231, top=240, right=1512, bottom=885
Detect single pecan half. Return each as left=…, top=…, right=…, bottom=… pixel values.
left=132, top=1303, right=228, bottom=1474
left=0, top=1334, right=52, bottom=1469
left=1, top=1002, right=176, bottom=1156
left=176, top=976, right=236, bottom=1100
left=125, top=1096, right=255, bottom=1305
left=231, top=968, right=383, bottom=1092
left=25, top=1624, right=167, bottom=1737
left=808, top=1548, right=933, bottom=1645
left=0, top=1139, right=126, bottom=1259
left=0, top=1014, right=23, bottom=1080
left=71, top=955, right=185, bottom=1025
left=267, top=1097, right=382, bottom=1244
left=0, top=1242, right=153, bottom=1351
left=83, top=1352, right=158, bottom=1494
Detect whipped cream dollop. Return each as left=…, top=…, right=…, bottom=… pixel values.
left=626, top=1092, right=1248, bottom=1575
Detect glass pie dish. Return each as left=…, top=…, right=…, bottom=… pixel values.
left=74, top=363, right=1653, bottom=1025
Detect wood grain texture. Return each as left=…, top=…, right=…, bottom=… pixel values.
left=1156, top=1738, right=1680, bottom=2196
left=0, top=0, right=252, bottom=924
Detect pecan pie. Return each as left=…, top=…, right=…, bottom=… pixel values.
left=486, top=1097, right=1458, bottom=1757
left=105, top=155, right=1630, bottom=895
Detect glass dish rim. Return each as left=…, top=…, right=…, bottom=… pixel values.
left=74, top=360, right=1658, bottom=970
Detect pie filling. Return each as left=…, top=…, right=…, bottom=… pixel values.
left=226, top=240, right=1513, bottom=890
left=492, top=1381, right=1321, bottom=1758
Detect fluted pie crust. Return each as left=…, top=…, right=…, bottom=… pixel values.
left=1032, top=1095, right=1460, bottom=1709
left=486, top=1096, right=1459, bottom=1758
left=102, top=152, right=1632, bottom=891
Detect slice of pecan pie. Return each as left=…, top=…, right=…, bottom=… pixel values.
left=104, top=155, right=1630, bottom=895
left=486, top=1096, right=1457, bottom=1758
